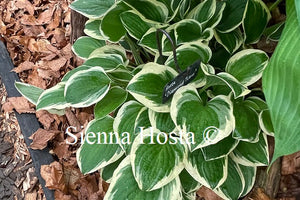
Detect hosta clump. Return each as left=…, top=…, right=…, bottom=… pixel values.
left=15, top=0, right=283, bottom=199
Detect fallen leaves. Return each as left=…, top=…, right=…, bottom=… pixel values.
left=41, top=161, right=66, bottom=192
left=2, top=97, right=35, bottom=114
left=29, top=128, right=60, bottom=150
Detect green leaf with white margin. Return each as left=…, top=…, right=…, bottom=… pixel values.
left=65, top=67, right=110, bottom=108
left=148, top=109, right=175, bottom=133
left=15, top=82, right=44, bottom=105
left=232, top=99, right=260, bottom=142
left=174, top=19, right=203, bottom=45
left=76, top=116, right=124, bottom=174
left=89, top=45, right=127, bottom=62
left=94, top=87, right=128, bottom=119
left=84, top=19, right=105, bottom=40
left=36, top=82, right=69, bottom=111
left=214, top=28, right=243, bottom=54
left=139, top=27, right=159, bottom=53
left=239, top=164, right=257, bottom=197
left=201, top=134, right=239, bottom=161
left=72, top=36, right=106, bottom=59
left=226, top=49, right=269, bottom=86
left=244, top=96, right=268, bottom=112
left=263, top=0, right=300, bottom=162
left=217, top=0, right=248, bottom=33
left=182, top=192, right=197, bottom=200
left=259, top=109, right=274, bottom=136
left=171, top=85, right=235, bottom=150
left=100, top=2, right=130, bottom=42
left=213, top=157, right=245, bottom=200
left=61, top=65, right=92, bottom=82
left=202, top=63, right=251, bottom=99
left=179, top=169, right=202, bottom=194
left=123, top=0, right=169, bottom=23
left=263, top=21, right=285, bottom=41
left=185, top=149, right=227, bottom=189
left=243, top=0, right=271, bottom=44
left=134, top=107, right=151, bottom=135
left=186, top=0, right=216, bottom=26
left=113, top=101, right=144, bottom=154
left=104, top=157, right=182, bottom=200
left=120, top=11, right=152, bottom=40
left=127, top=63, right=178, bottom=112
left=231, top=133, right=269, bottom=166
left=100, top=155, right=125, bottom=183
left=107, top=65, right=133, bottom=86
left=203, top=1, right=226, bottom=30
left=84, top=54, right=125, bottom=72
left=69, top=0, right=114, bottom=19
left=131, top=128, right=187, bottom=191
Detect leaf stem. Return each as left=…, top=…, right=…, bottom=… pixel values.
left=124, top=35, right=144, bottom=65
left=269, top=0, right=283, bottom=11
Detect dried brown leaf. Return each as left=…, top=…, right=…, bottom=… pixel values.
left=36, top=110, right=55, bottom=130
left=41, top=161, right=66, bottom=192
left=197, top=186, right=223, bottom=200
left=2, top=97, right=35, bottom=114
left=13, top=61, right=35, bottom=73
left=29, top=128, right=60, bottom=150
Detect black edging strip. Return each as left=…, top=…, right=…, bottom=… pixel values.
left=0, top=41, right=55, bottom=200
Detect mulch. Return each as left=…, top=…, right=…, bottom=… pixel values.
left=0, top=0, right=299, bottom=200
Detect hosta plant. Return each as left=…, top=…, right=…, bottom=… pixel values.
left=15, top=0, right=298, bottom=199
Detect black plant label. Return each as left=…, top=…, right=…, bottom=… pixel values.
left=162, top=60, right=200, bottom=103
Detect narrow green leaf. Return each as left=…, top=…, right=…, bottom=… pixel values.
left=72, top=36, right=106, bottom=59
left=179, top=169, right=202, bottom=193
left=77, top=116, right=124, bottom=174
left=217, top=0, right=248, bottom=32
left=15, top=82, right=44, bottom=105
left=226, top=49, right=269, bottom=86
left=259, top=109, right=274, bottom=136
left=104, top=157, right=182, bottom=200
left=243, top=0, right=271, bottom=44
left=100, top=155, right=126, bottom=183
left=231, top=133, right=269, bottom=166
left=36, top=83, right=69, bottom=111
left=239, top=165, right=257, bottom=197
left=262, top=0, right=300, bottom=162
left=131, top=129, right=187, bottom=191
left=65, top=67, right=111, bottom=108
left=70, top=0, right=114, bottom=18
left=94, top=87, right=128, bottom=119
left=185, top=149, right=227, bottom=189
left=263, top=21, right=285, bottom=41
left=127, top=63, right=178, bottom=112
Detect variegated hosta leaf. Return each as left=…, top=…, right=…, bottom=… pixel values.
left=232, top=99, right=260, bottom=142
left=217, top=0, right=248, bottom=33
left=201, top=134, right=239, bottom=161
left=84, top=19, right=104, bottom=40
left=76, top=116, right=124, bottom=174
left=113, top=101, right=145, bottom=154
left=127, top=63, right=178, bottom=112
left=120, top=11, right=152, bottom=40
left=107, top=65, right=133, bottom=86
left=36, top=83, right=69, bottom=111
left=15, top=82, right=44, bottom=105
left=179, top=169, right=202, bottom=194
left=231, top=133, right=269, bottom=166
left=131, top=129, right=187, bottom=191
left=165, top=42, right=212, bottom=70
left=70, top=0, right=114, bottom=18
left=182, top=192, right=197, bottom=200
left=214, top=28, right=243, bottom=54
left=83, top=54, right=125, bottom=72
left=214, top=157, right=245, bottom=200
left=65, top=67, right=111, bottom=108
left=100, top=155, right=125, bottom=183
left=186, top=0, right=216, bottom=26
left=104, top=157, right=182, bottom=200
left=185, top=149, right=227, bottom=189
left=203, top=1, right=226, bottom=30
left=225, top=49, right=269, bottom=86
left=263, top=22, right=285, bottom=41
left=72, top=36, right=106, bottom=59
left=244, top=96, right=268, bottom=112
left=94, top=87, right=128, bottom=119
left=174, top=19, right=203, bottom=45
left=259, top=109, right=274, bottom=136
left=134, top=107, right=151, bottom=135
left=202, top=63, right=251, bottom=98
left=171, top=85, right=235, bottom=151
left=61, top=65, right=92, bottom=82
left=239, top=164, right=257, bottom=197
left=148, top=109, right=176, bottom=133
left=89, top=44, right=127, bottom=62
left=243, top=0, right=271, bottom=44
left=139, top=27, right=160, bottom=53
left=100, top=2, right=130, bottom=42
left=123, top=0, right=169, bottom=23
